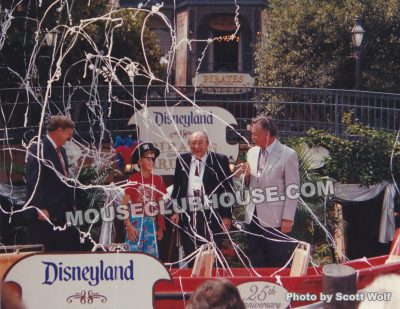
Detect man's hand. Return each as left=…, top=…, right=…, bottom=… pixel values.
left=242, top=162, right=250, bottom=177
left=170, top=213, right=180, bottom=225
left=126, top=222, right=139, bottom=241
left=234, top=162, right=250, bottom=178
left=222, top=218, right=232, bottom=232
left=38, top=209, right=49, bottom=221
left=280, top=219, right=293, bottom=234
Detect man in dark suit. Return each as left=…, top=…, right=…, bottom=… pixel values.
left=170, top=131, right=233, bottom=261
left=26, top=115, right=78, bottom=251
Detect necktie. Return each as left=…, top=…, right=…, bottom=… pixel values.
left=57, top=147, right=68, bottom=176
left=193, top=158, right=202, bottom=196
left=195, top=159, right=201, bottom=177
left=258, top=149, right=267, bottom=178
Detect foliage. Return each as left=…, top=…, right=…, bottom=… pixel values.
left=75, top=164, right=117, bottom=244
left=0, top=1, right=163, bottom=88
left=0, top=163, right=25, bottom=177
left=281, top=119, right=400, bottom=263
left=255, top=0, right=400, bottom=92
left=289, top=126, right=400, bottom=185
left=289, top=143, right=337, bottom=264
left=77, top=165, right=116, bottom=186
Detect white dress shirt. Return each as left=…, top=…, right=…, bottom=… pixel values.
left=187, top=152, right=208, bottom=197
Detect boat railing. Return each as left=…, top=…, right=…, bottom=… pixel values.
left=191, top=244, right=216, bottom=278
left=385, top=228, right=400, bottom=264
left=290, top=242, right=311, bottom=277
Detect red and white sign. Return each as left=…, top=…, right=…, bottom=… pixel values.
left=3, top=253, right=171, bottom=309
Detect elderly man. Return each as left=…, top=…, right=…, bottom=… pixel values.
left=241, top=116, right=300, bottom=268
left=26, top=115, right=79, bottom=251
left=170, top=131, right=233, bottom=260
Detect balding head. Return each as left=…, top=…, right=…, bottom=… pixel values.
left=188, top=131, right=209, bottom=159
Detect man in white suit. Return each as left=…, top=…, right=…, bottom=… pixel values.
left=241, top=116, right=300, bottom=267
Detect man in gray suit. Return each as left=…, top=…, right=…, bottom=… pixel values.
left=241, top=116, right=300, bottom=267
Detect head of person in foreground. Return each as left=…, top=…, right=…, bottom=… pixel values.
left=186, top=279, right=245, bottom=309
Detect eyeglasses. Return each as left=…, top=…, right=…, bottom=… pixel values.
left=142, top=156, right=156, bottom=162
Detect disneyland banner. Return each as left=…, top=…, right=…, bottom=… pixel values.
left=3, top=253, right=170, bottom=309
left=128, top=106, right=239, bottom=175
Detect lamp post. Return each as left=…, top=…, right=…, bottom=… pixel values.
left=351, top=16, right=365, bottom=90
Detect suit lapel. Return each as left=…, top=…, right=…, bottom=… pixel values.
left=256, top=140, right=283, bottom=183
left=44, top=137, right=66, bottom=175
left=251, top=148, right=260, bottom=180
left=203, top=153, right=216, bottom=194
left=263, top=140, right=283, bottom=177
left=60, top=147, right=69, bottom=174
left=179, top=153, right=192, bottom=195
left=183, top=153, right=191, bottom=174
left=203, top=152, right=212, bottom=180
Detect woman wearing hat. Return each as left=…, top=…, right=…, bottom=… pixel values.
left=122, top=142, right=166, bottom=258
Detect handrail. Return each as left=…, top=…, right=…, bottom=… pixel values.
left=1, top=85, right=399, bottom=142
left=0, top=244, right=45, bottom=254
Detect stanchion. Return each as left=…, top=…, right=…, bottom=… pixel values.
left=322, top=264, right=357, bottom=309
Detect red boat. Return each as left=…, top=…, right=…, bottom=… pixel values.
left=154, top=255, right=400, bottom=308
left=1, top=234, right=400, bottom=308
left=155, top=234, right=400, bottom=308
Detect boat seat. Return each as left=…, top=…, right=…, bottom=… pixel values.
left=289, top=241, right=310, bottom=277
left=385, top=228, right=400, bottom=264
left=191, top=244, right=215, bottom=277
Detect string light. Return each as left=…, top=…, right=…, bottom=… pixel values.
left=215, top=35, right=240, bottom=42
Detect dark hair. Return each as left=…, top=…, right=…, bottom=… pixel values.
left=251, top=116, right=277, bottom=137
left=46, top=115, right=75, bottom=132
left=186, top=279, right=245, bottom=309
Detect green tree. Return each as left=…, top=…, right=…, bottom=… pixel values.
left=255, top=0, right=400, bottom=92
left=0, top=1, right=163, bottom=88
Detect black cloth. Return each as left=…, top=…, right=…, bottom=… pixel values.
left=27, top=221, right=78, bottom=252
left=171, top=152, right=233, bottom=258
left=25, top=136, right=78, bottom=251
left=341, top=192, right=391, bottom=259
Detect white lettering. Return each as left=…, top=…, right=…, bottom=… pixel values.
left=65, top=210, right=84, bottom=226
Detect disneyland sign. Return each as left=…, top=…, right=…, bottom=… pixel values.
left=128, top=106, right=239, bottom=175
left=153, top=110, right=213, bottom=127
left=3, top=253, right=170, bottom=309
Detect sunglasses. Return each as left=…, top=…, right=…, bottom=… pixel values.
left=142, top=156, right=156, bottom=162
